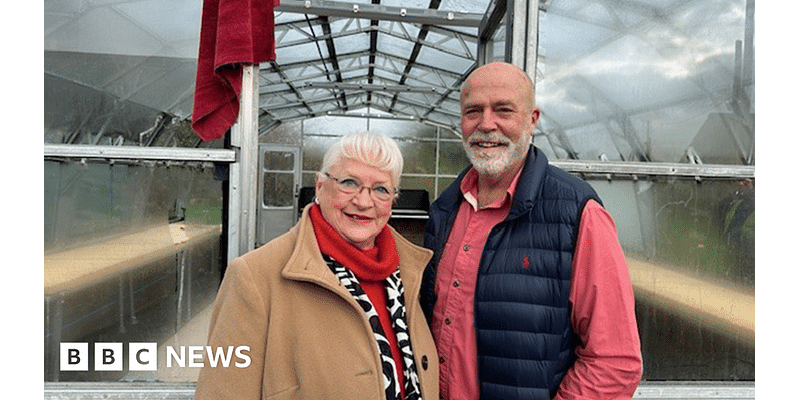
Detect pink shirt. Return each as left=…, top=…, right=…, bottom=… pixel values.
left=431, top=167, right=642, bottom=400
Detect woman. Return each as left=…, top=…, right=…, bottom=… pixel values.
left=195, top=131, right=439, bottom=400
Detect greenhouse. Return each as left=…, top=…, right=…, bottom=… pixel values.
left=44, top=0, right=756, bottom=398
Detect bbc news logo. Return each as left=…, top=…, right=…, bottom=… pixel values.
left=60, top=343, right=251, bottom=371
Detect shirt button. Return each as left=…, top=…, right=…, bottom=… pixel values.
left=421, top=355, right=429, bottom=370
left=445, top=317, right=451, bottom=325
left=439, top=356, right=446, bottom=364
left=453, top=280, right=460, bottom=287
left=463, top=244, right=471, bottom=251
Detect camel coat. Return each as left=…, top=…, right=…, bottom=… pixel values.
left=194, top=206, right=438, bottom=400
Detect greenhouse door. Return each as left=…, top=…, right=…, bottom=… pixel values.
left=257, top=145, right=301, bottom=247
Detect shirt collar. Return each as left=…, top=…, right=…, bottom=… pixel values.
left=460, top=164, right=524, bottom=211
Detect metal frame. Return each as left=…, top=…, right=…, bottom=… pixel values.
left=228, top=65, right=261, bottom=263
left=552, top=160, right=755, bottom=180
left=43, top=381, right=756, bottom=399
left=43, top=145, right=235, bottom=163
left=276, top=0, right=484, bottom=27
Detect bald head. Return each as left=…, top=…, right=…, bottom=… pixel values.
left=461, top=62, right=535, bottom=113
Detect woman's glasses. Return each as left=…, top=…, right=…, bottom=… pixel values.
left=323, top=173, right=396, bottom=202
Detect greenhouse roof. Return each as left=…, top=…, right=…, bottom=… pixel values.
left=44, top=0, right=754, bottom=164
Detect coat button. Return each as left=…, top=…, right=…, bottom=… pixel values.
left=421, top=355, right=429, bottom=370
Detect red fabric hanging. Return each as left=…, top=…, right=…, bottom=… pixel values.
left=191, top=0, right=280, bottom=141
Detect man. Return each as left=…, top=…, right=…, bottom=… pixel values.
left=421, top=62, right=643, bottom=400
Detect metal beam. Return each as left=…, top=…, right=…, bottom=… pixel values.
left=43, top=381, right=757, bottom=399
left=552, top=159, right=755, bottom=179
left=43, top=144, right=236, bottom=163
left=304, top=82, right=437, bottom=92
left=228, top=64, right=260, bottom=262
left=276, top=0, right=483, bottom=27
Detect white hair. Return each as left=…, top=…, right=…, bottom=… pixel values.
left=320, top=130, right=404, bottom=187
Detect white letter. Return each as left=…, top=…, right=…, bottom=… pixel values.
left=235, top=346, right=251, bottom=368
left=205, top=346, right=234, bottom=368
left=189, top=346, right=205, bottom=368
left=95, top=343, right=123, bottom=371
left=166, top=346, right=185, bottom=368
left=129, top=343, right=157, bottom=371
left=60, top=343, right=88, bottom=371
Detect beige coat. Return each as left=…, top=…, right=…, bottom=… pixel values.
left=194, top=206, right=438, bottom=400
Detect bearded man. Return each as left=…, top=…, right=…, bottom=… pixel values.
left=421, top=62, right=643, bottom=400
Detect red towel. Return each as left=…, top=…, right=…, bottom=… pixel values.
left=191, top=0, right=279, bottom=141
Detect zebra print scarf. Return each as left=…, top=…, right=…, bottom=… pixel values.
left=326, top=257, right=422, bottom=400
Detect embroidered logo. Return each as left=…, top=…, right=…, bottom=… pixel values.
left=522, top=255, right=530, bottom=269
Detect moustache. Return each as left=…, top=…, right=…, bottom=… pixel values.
left=467, top=131, right=511, bottom=146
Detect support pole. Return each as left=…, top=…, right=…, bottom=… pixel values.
left=507, top=0, right=540, bottom=85
left=227, top=64, right=260, bottom=263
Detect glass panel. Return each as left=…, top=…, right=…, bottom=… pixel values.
left=398, top=176, right=435, bottom=199
left=44, top=158, right=224, bottom=382
left=537, top=0, right=754, bottom=165
left=302, top=172, right=317, bottom=189
left=302, top=135, right=339, bottom=172
left=398, top=141, right=437, bottom=175
left=438, top=140, right=471, bottom=176
left=435, top=176, right=457, bottom=198
left=263, top=151, right=295, bottom=171
left=368, top=118, right=438, bottom=139
left=303, top=116, right=369, bottom=135
left=585, top=176, right=755, bottom=380
left=262, top=172, right=295, bottom=207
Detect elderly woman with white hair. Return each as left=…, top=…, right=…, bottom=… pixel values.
left=195, top=131, right=439, bottom=400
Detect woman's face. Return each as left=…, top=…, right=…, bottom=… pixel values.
left=315, top=157, right=395, bottom=250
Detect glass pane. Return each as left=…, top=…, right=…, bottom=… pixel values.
left=398, top=176, right=435, bottom=202
left=44, top=159, right=223, bottom=382
left=302, top=135, right=338, bottom=172
left=438, top=141, right=471, bottom=176
left=303, top=116, right=368, bottom=135
left=398, top=140, right=437, bottom=175
left=537, top=0, right=754, bottom=165
left=263, top=151, right=295, bottom=171
left=262, top=172, right=295, bottom=207
left=368, top=118, right=438, bottom=139
left=585, top=176, right=755, bottom=380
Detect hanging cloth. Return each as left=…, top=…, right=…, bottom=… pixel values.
left=191, top=0, right=279, bottom=141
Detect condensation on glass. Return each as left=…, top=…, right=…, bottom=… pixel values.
left=44, top=159, right=224, bottom=382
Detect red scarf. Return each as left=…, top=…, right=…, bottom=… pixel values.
left=309, top=204, right=406, bottom=396
left=309, top=204, right=399, bottom=282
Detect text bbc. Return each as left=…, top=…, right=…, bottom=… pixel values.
left=60, top=343, right=251, bottom=371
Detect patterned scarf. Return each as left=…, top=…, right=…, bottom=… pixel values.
left=309, top=204, right=421, bottom=400
left=326, top=258, right=422, bottom=400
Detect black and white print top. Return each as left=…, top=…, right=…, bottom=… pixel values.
left=325, top=256, right=422, bottom=400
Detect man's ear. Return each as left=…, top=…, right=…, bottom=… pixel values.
left=531, top=106, right=541, bottom=126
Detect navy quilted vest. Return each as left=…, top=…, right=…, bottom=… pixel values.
left=422, top=147, right=600, bottom=400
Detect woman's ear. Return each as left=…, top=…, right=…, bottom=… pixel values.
left=314, top=172, right=323, bottom=201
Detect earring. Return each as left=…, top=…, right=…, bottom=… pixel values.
left=314, top=196, right=319, bottom=204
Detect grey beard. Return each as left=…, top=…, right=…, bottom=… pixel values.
left=462, top=133, right=529, bottom=176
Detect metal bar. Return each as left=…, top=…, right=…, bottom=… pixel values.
left=508, top=0, right=527, bottom=65
left=525, top=0, right=540, bottom=81
left=551, top=160, right=755, bottom=179
left=43, top=381, right=756, bottom=399
left=304, top=82, right=437, bottom=92
left=44, top=145, right=236, bottom=163
left=229, top=64, right=260, bottom=260
left=276, top=0, right=483, bottom=27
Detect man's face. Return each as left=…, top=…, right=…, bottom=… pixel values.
left=460, top=63, right=540, bottom=177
